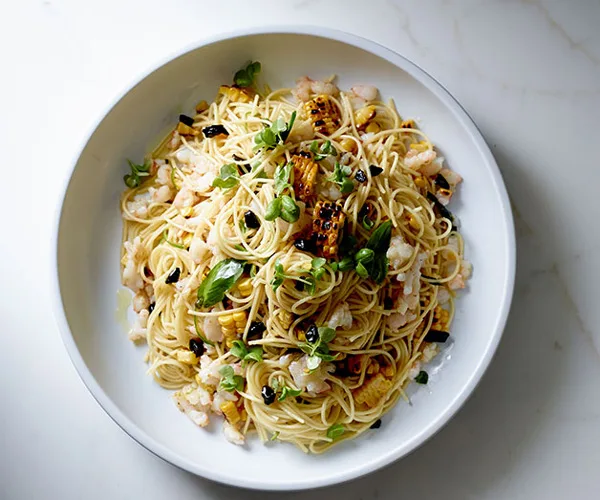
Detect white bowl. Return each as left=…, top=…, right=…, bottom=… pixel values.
left=53, top=26, right=515, bottom=490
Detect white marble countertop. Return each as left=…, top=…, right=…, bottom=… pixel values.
left=2, top=0, right=599, bottom=498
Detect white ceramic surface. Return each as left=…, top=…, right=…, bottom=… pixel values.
left=53, top=27, right=514, bottom=490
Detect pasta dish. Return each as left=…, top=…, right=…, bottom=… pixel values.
left=120, top=62, right=470, bottom=452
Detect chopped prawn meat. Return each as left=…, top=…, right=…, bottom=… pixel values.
left=223, top=420, right=245, bottom=445
left=289, top=355, right=334, bottom=395
left=293, top=76, right=339, bottom=102
left=128, top=309, right=148, bottom=342
left=327, top=302, right=353, bottom=330
left=351, top=84, right=379, bottom=102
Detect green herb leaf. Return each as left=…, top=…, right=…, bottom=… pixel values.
left=270, top=431, right=280, bottom=441
left=161, top=229, right=185, bottom=249
left=326, top=423, right=345, bottom=440
left=415, top=370, right=429, bottom=384
left=318, top=327, right=336, bottom=343
left=265, top=197, right=283, bottom=221
left=196, top=259, right=246, bottom=308
left=328, top=162, right=354, bottom=194
left=193, top=314, right=214, bottom=346
left=219, top=365, right=245, bottom=392
left=310, top=140, right=337, bottom=161
left=253, top=111, right=296, bottom=150
left=212, top=164, right=240, bottom=190
left=338, top=256, right=355, bottom=272
left=233, top=61, right=261, bottom=87
left=274, top=162, right=293, bottom=195
left=355, top=248, right=374, bottom=264
left=280, top=195, right=300, bottom=223
left=230, top=340, right=263, bottom=363
left=363, top=220, right=393, bottom=284
left=124, top=159, right=151, bottom=188
left=355, top=262, right=369, bottom=278
left=312, top=257, right=326, bottom=269
left=278, top=385, right=302, bottom=402
left=361, top=215, right=375, bottom=230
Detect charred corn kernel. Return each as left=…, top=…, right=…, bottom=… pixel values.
left=179, top=206, right=194, bottom=217
left=414, top=176, right=429, bottom=189
left=365, top=121, right=381, bottom=134
left=291, top=154, right=319, bottom=202
left=347, top=355, right=363, bottom=375
left=195, top=374, right=203, bottom=385
left=279, top=310, right=293, bottom=330
left=240, top=409, right=248, bottom=421
left=297, top=331, right=306, bottom=342
left=175, top=349, right=198, bottom=365
left=401, top=119, right=415, bottom=129
left=311, top=200, right=346, bottom=258
left=366, top=359, right=380, bottom=375
left=233, top=311, right=246, bottom=323
left=304, top=95, right=341, bottom=135
left=195, top=100, right=208, bottom=113
left=219, top=85, right=254, bottom=103
left=236, top=278, right=253, bottom=297
left=218, top=315, right=235, bottom=327
left=410, top=141, right=429, bottom=152
left=176, top=122, right=199, bottom=136
left=432, top=305, right=450, bottom=331
left=353, top=373, right=393, bottom=407
left=220, top=401, right=241, bottom=425
left=438, top=188, right=452, bottom=198
left=354, top=105, right=376, bottom=130
left=340, top=137, right=358, bottom=154
left=225, top=338, right=236, bottom=348
left=381, top=364, right=395, bottom=378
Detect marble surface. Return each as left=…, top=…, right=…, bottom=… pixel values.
left=2, top=0, right=599, bottom=498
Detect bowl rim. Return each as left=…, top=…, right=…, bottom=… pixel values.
left=51, top=25, right=516, bottom=491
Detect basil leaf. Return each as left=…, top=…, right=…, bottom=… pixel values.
left=274, top=162, right=293, bottom=195
left=310, top=141, right=320, bottom=155
left=212, top=164, right=240, bottom=190
left=326, top=423, right=345, bottom=440
left=196, top=259, right=246, bottom=308
left=265, top=197, right=282, bottom=221
left=364, top=220, right=392, bottom=284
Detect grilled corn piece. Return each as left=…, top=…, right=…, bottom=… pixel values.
left=218, top=310, right=248, bottom=338
left=220, top=401, right=242, bottom=425
left=291, top=153, right=319, bottom=202
left=400, top=119, right=415, bottom=129
left=236, top=277, right=253, bottom=297
left=304, top=95, right=341, bottom=135
left=365, top=121, right=381, bottom=134
left=311, top=200, right=345, bottom=258
left=339, top=137, right=357, bottom=154
left=176, top=122, right=199, bottom=136
left=353, top=373, right=393, bottom=407
left=195, top=100, right=209, bottom=113
left=410, top=141, right=429, bottom=152
left=175, top=349, right=198, bottom=365
left=354, top=105, right=376, bottom=131
left=219, top=85, right=254, bottom=103
left=432, top=305, right=450, bottom=331
left=278, top=309, right=293, bottom=330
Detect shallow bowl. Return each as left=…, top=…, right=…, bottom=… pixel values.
left=53, top=26, right=515, bottom=491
